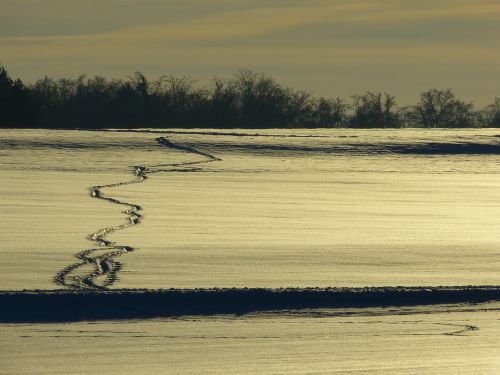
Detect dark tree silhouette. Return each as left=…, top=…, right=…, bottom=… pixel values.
left=350, top=92, right=402, bottom=128
left=414, top=89, right=476, bottom=128
left=315, top=97, right=349, bottom=128
left=0, top=65, right=34, bottom=126
left=0, top=64, right=497, bottom=129
left=480, top=98, right=500, bottom=128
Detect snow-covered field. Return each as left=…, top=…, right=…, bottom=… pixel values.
left=1, top=128, right=500, bottom=373
left=1, top=303, right=499, bottom=375
left=1, top=129, right=500, bottom=289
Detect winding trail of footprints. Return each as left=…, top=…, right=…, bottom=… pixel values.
left=54, top=136, right=221, bottom=289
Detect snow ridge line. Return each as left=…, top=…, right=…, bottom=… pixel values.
left=54, top=136, right=221, bottom=289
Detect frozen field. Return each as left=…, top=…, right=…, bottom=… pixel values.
left=1, top=128, right=500, bottom=373
left=1, top=303, right=499, bottom=375
left=1, top=129, right=500, bottom=289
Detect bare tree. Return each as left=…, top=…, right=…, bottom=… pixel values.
left=414, top=89, right=475, bottom=128
left=479, top=98, right=500, bottom=128
left=315, top=97, right=349, bottom=127
left=350, top=92, right=401, bottom=128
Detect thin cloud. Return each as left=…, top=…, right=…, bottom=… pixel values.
left=2, top=0, right=499, bottom=46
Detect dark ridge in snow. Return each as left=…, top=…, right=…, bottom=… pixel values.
left=96, top=129, right=330, bottom=138
left=1, top=286, right=499, bottom=323
left=191, top=141, right=500, bottom=155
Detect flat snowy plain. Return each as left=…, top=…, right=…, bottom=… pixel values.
left=1, top=128, right=499, bottom=373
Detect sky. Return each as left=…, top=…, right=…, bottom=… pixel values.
left=1, top=0, right=499, bottom=105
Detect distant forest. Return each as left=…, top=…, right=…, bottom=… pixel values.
left=1, top=64, right=499, bottom=129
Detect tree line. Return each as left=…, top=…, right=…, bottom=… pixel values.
left=1, top=64, right=499, bottom=128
